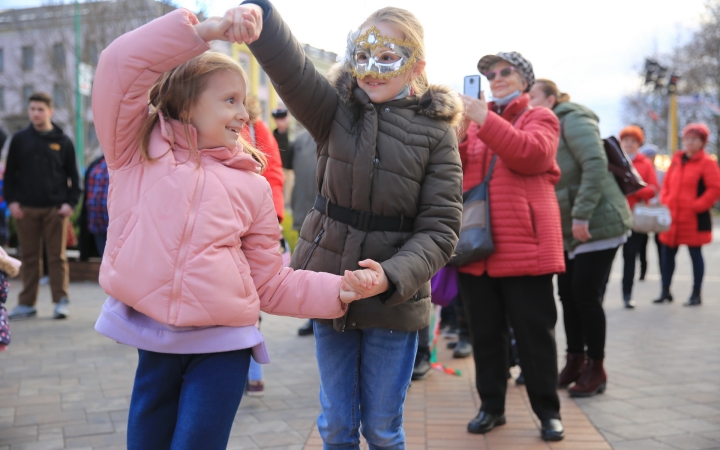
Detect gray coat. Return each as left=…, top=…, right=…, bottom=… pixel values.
left=290, top=129, right=318, bottom=231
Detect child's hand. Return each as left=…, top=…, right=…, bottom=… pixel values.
left=339, top=285, right=362, bottom=304
left=342, top=260, right=389, bottom=298
left=225, top=4, right=263, bottom=45
left=194, top=13, right=234, bottom=42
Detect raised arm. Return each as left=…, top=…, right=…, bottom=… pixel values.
left=245, top=184, right=347, bottom=319
left=379, top=128, right=463, bottom=306
left=91, top=9, right=210, bottom=170
left=242, top=0, right=338, bottom=143
left=476, top=108, right=560, bottom=175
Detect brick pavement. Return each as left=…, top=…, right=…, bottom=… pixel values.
left=1, top=231, right=719, bottom=449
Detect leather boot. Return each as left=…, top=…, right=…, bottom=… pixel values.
left=684, top=288, right=702, bottom=306
left=653, top=288, right=673, bottom=304
left=568, top=358, right=606, bottom=397
left=558, top=352, right=586, bottom=388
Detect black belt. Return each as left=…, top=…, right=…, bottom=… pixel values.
left=313, top=195, right=414, bottom=232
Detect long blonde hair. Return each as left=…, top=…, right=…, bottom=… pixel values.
left=138, top=51, right=266, bottom=172
left=535, top=79, right=571, bottom=107
left=361, top=7, right=429, bottom=96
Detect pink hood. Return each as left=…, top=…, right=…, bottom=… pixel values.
left=91, top=9, right=345, bottom=327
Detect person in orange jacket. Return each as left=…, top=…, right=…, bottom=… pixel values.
left=655, top=123, right=720, bottom=306
left=619, top=125, right=658, bottom=308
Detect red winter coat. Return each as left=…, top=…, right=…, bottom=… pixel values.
left=242, top=120, right=285, bottom=221
left=626, top=153, right=658, bottom=211
left=458, top=94, right=565, bottom=278
left=659, top=150, right=720, bottom=248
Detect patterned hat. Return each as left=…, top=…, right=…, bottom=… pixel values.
left=477, top=52, right=535, bottom=92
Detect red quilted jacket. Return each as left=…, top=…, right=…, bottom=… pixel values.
left=626, top=153, right=658, bottom=211
left=458, top=94, right=565, bottom=278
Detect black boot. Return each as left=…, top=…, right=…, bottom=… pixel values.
left=297, top=320, right=314, bottom=336
left=684, top=288, right=702, bottom=306
left=412, top=347, right=431, bottom=380
left=653, top=288, right=673, bottom=304
left=467, top=411, right=506, bottom=434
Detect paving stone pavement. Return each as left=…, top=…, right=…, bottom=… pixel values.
left=0, top=229, right=719, bottom=449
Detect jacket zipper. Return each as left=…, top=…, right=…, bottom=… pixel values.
left=300, top=229, right=325, bottom=270
left=168, top=167, right=206, bottom=324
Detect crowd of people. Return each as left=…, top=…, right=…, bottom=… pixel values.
left=1, top=0, right=720, bottom=448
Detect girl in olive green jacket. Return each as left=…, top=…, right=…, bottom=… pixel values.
left=530, top=79, right=631, bottom=399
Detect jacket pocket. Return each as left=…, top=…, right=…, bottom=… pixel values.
left=229, top=245, right=252, bottom=298
left=697, top=211, right=712, bottom=232
left=300, top=229, right=325, bottom=270
left=108, top=212, right=139, bottom=265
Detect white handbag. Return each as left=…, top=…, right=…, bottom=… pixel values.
left=632, top=204, right=672, bottom=233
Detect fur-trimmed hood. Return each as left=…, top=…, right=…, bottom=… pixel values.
left=328, top=64, right=464, bottom=127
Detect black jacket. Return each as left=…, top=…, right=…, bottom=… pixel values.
left=5, top=123, right=81, bottom=208
left=79, top=155, right=105, bottom=260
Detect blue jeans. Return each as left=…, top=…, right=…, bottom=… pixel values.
left=661, top=245, right=704, bottom=291
left=248, top=356, right=263, bottom=381
left=93, top=231, right=107, bottom=256
left=314, top=322, right=418, bottom=450
left=127, top=349, right=251, bottom=450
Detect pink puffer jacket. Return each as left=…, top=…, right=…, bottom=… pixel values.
left=91, top=9, right=346, bottom=327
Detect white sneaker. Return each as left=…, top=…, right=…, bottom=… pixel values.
left=8, top=305, right=37, bottom=320
left=53, top=298, right=70, bottom=319
left=39, top=275, right=50, bottom=285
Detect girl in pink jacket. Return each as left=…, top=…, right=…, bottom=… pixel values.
left=91, top=8, right=365, bottom=449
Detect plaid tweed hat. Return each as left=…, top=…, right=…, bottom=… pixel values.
left=477, top=52, right=535, bottom=92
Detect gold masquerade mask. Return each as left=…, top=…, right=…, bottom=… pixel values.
left=347, top=26, right=420, bottom=80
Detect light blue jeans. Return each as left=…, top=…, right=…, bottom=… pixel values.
left=314, top=322, right=418, bottom=450
left=248, top=356, right=263, bottom=381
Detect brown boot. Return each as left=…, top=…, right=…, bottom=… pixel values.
left=568, top=358, right=606, bottom=397
left=558, top=352, right=586, bottom=388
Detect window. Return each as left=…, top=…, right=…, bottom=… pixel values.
left=22, top=85, right=34, bottom=102
left=53, top=83, right=66, bottom=108
left=22, top=46, right=34, bottom=71
left=0, top=48, right=4, bottom=73
left=0, top=87, right=4, bottom=111
left=53, top=43, right=65, bottom=68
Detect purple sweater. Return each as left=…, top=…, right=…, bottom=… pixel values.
left=95, top=297, right=269, bottom=363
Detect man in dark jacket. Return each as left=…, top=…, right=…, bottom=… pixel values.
left=5, top=92, right=81, bottom=320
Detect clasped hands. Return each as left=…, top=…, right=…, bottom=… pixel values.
left=338, top=259, right=389, bottom=304
left=193, top=4, right=264, bottom=45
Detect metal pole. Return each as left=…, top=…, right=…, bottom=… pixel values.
left=74, top=0, right=84, bottom=171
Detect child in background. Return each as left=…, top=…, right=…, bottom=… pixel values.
left=0, top=247, right=22, bottom=351
left=91, top=8, right=369, bottom=449
left=238, top=1, right=464, bottom=447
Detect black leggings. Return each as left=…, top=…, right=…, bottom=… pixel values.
left=557, top=247, right=618, bottom=360
left=459, top=273, right=560, bottom=421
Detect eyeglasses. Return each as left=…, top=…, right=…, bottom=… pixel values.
left=483, top=66, right=516, bottom=81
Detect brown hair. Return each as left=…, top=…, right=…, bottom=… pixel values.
left=535, top=79, right=570, bottom=107
left=138, top=52, right=266, bottom=171
left=361, top=7, right=429, bottom=95
left=28, top=92, right=53, bottom=108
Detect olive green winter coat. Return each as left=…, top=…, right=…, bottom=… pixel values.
left=553, top=102, right=632, bottom=252
left=247, top=0, right=464, bottom=332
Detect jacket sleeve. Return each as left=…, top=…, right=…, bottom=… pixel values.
left=3, top=134, right=19, bottom=205
left=63, top=139, right=82, bottom=208
left=246, top=183, right=347, bottom=318
left=629, top=158, right=658, bottom=203
left=245, top=0, right=338, bottom=143
left=255, top=121, right=285, bottom=221
left=91, top=9, right=209, bottom=170
left=563, top=113, right=607, bottom=221
left=475, top=108, right=559, bottom=175
left=379, top=128, right=463, bottom=307
left=692, top=159, right=720, bottom=212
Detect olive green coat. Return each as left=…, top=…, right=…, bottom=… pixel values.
left=553, top=102, right=632, bottom=252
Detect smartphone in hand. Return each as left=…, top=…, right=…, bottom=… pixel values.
left=464, top=75, right=481, bottom=99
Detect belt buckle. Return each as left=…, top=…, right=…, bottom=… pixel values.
left=356, top=210, right=374, bottom=232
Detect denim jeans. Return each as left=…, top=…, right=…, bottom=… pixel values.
left=661, top=245, right=704, bottom=291
left=127, top=349, right=251, bottom=450
left=314, top=322, right=418, bottom=450
left=248, top=356, right=263, bottom=381
left=93, top=231, right=107, bottom=256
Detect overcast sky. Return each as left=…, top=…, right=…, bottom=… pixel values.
left=1, top=0, right=708, bottom=137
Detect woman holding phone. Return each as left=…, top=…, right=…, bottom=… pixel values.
left=457, top=52, right=565, bottom=441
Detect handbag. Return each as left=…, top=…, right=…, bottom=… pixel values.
left=448, top=155, right=498, bottom=266
left=632, top=204, right=671, bottom=233
left=560, top=123, right=646, bottom=196
left=430, top=265, right=459, bottom=307
left=603, top=136, right=647, bottom=196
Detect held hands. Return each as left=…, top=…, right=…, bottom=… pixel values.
left=461, top=91, right=489, bottom=128
left=193, top=4, right=263, bottom=45
left=339, top=259, right=389, bottom=304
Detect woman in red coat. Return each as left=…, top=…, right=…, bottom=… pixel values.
left=458, top=52, right=565, bottom=442
left=655, top=123, right=720, bottom=306
left=619, top=125, right=658, bottom=308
